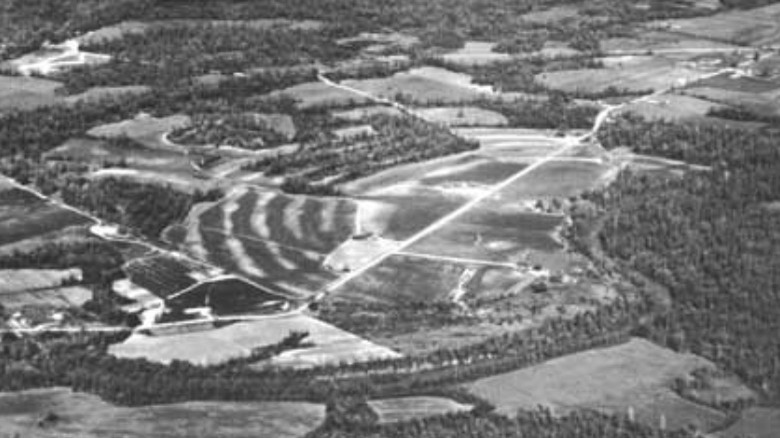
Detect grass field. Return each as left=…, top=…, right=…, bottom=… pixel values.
left=718, top=407, right=780, bottom=438
left=409, top=210, right=564, bottom=263
left=468, top=338, right=734, bottom=432
left=681, top=86, right=780, bottom=116
left=651, top=2, right=780, bottom=46
left=601, top=31, right=740, bottom=53
left=441, top=41, right=511, bottom=66
left=491, top=159, right=613, bottom=199
left=537, top=55, right=704, bottom=94
left=87, top=114, right=192, bottom=150
left=414, top=106, right=508, bottom=126
left=0, top=75, right=62, bottom=113
left=0, top=286, right=92, bottom=309
left=0, top=187, right=92, bottom=247
left=111, top=313, right=400, bottom=367
left=0, top=387, right=325, bottom=438
left=615, top=93, right=724, bottom=122
left=0, top=267, right=90, bottom=309
left=367, top=397, right=473, bottom=423
left=342, top=67, right=494, bottom=103
left=270, top=81, right=370, bottom=109
left=332, top=105, right=403, bottom=122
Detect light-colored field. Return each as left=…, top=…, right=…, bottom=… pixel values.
left=537, top=55, right=708, bottom=93
left=110, top=313, right=400, bottom=367
left=64, top=85, right=151, bottom=104
left=367, top=397, right=473, bottom=423
left=615, top=93, right=724, bottom=121
left=331, top=105, right=403, bottom=122
left=0, top=286, right=92, bottom=308
left=468, top=338, right=736, bottom=432
left=87, top=114, right=192, bottom=151
left=0, top=268, right=81, bottom=293
left=0, top=187, right=92, bottom=247
left=342, top=67, right=494, bottom=103
left=650, top=2, right=780, bottom=46
left=601, top=31, right=740, bottom=53
left=0, top=387, right=325, bottom=438
left=0, top=75, right=62, bottom=112
left=413, top=106, right=508, bottom=126
left=490, top=159, right=612, bottom=199
left=718, top=407, right=780, bottom=438
left=270, top=81, right=370, bottom=109
left=681, top=86, right=780, bottom=116
left=441, top=41, right=511, bottom=66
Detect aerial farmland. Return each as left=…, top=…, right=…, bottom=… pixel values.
left=2, top=1, right=780, bottom=437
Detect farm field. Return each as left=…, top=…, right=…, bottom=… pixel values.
left=110, top=313, right=400, bottom=367
left=413, top=106, right=508, bottom=126
left=367, top=397, right=473, bottom=423
left=166, top=277, right=289, bottom=315
left=0, top=187, right=92, bottom=247
left=0, top=268, right=81, bottom=292
left=123, top=254, right=216, bottom=299
left=341, top=67, right=495, bottom=103
left=86, top=114, right=192, bottom=151
left=536, top=55, right=710, bottom=94
left=46, top=137, right=193, bottom=175
left=601, top=31, right=740, bottom=53
left=490, top=159, right=613, bottom=199
left=0, top=387, right=325, bottom=438
left=0, top=75, right=62, bottom=113
left=0, top=286, right=92, bottom=309
left=650, top=2, right=780, bottom=46
left=718, top=407, right=780, bottom=438
left=467, top=338, right=742, bottom=432
left=614, top=93, right=724, bottom=122
left=331, top=105, right=403, bottom=121
left=440, top=41, right=511, bottom=66
left=270, top=81, right=370, bottom=109
left=166, top=186, right=355, bottom=293
left=408, top=210, right=564, bottom=264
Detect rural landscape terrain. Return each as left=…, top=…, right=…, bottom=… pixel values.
left=1, top=0, right=780, bottom=437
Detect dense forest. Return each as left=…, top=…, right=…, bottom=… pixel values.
left=57, top=23, right=354, bottom=92
left=249, top=114, right=479, bottom=195
left=310, top=409, right=697, bottom=438
left=60, top=177, right=221, bottom=238
left=580, top=118, right=780, bottom=401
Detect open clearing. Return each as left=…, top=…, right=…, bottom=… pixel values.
left=110, top=313, right=400, bottom=367
left=441, top=41, right=511, bottom=66
left=467, top=338, right=742, bottom=432
left=601, top=31, right=740, bottom=54
left=537, top=55, right=710, bottom=93
left=718, top=407, right=780, bottom=438
left=0, top=268, right=91, bottom=309
left=270, top=81, right=370, bottom=109
left=615, top=93, right=724, bottom=122
left=0, top=187, right=91, bottom=247
left=342, top=67, right=495, bottom=103
left=650, top=2, right=780, bottom=46
left=367, top=397, right=473, bottom=423
left=413, top=106, right=508, bottom=126
left=3, top=39, right=109, bottom=76
left=87, top=114, right=192, bottom=151
left=0, top=75, right=62, bottom=112
left=0, top=76, right=148, bottom=113
left=331, top=105, right=403, bottom=122
left=0, top=387, right=324, bottom=438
